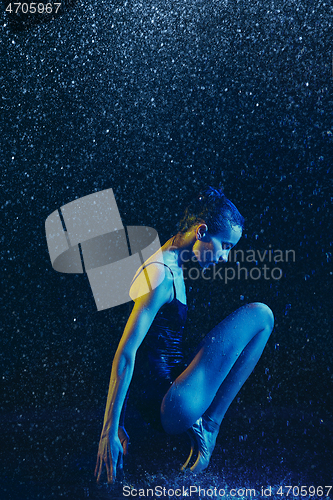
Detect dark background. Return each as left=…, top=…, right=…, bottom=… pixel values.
left=1, top=1, right=332, bottom=499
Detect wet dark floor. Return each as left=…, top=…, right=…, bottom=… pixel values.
left=1, top=404, right=331, bottom=500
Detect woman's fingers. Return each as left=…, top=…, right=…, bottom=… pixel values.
left=107, top=442, right=116, bottom=483
left=94, top=455, right=103, bottom=482
left=118, top=427, right=130, bottom=455
left=106, top=460, right=113, bottom=483
left=94, top=438, right=123, bottom=483
left=122, top=438, right=129, bottom=456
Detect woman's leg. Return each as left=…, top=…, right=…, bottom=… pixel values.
left=161, top=302, right=274, bottom=434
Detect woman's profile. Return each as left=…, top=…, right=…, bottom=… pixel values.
left=95, top=186, right=274, bottom=482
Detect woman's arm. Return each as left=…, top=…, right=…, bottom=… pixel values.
left=95, top=264, right=173, bottom=483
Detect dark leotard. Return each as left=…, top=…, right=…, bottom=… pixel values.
left=130, top=262, right=187, bottom=429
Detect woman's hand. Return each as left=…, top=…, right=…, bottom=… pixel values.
left=94, top=430, right=124, bottom=484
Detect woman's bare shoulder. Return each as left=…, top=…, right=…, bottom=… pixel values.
left=129, top=251, right=174, bottom=303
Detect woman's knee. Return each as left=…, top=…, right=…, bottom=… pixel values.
left=246, top=302, right=274, bottom=332
left=160, top=393, right=193, bottom=435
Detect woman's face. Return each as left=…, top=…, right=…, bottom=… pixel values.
left=192, top=224, right=242, bottom=268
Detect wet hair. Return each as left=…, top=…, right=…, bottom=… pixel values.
left=178, top=186, right=245, bottom=234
